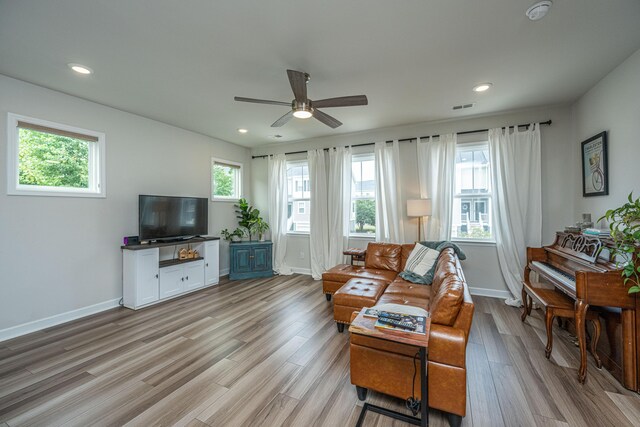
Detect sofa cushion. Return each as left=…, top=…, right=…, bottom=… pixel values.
left=404, top=243, right=440, bottom=276
left=364, top=243, right=402, bottom=272
left=334, top=278, right=388, bottom=308
left=429, top=273, right=464, bottom=326
left=384, top=280, right=432, bottom=301
left=431, top=249, right=458, bottom=294
left=322, top=264, right=398, bottom=285
left=376, top=293, right=430, bottom=311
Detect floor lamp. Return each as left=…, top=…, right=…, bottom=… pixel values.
left=407, top=199, right=432, bottom=242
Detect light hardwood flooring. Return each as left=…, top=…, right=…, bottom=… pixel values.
left=1, top=274, right=639, bottom=426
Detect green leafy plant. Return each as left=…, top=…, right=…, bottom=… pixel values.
left=599, top=192, right=640, bottom=294
left=235, top=198, right=268, bottom=241
left=354, top=199, right=376, bottom=232
left=220, top=227, right=245, bottom=242
left=253, top=217, right=270, bottom=241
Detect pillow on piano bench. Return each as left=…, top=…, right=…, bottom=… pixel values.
left=398, top=243, right=440, bottom=285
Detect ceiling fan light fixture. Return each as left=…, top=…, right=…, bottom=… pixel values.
left=293, top=107, right=313, bottom=119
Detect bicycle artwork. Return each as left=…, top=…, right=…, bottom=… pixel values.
left=581, top=131, right=609, bottom=197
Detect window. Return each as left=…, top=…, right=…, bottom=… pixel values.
left=7, top=113, right=105, bottom=197
left=286, top=161, right=310, bottom=233
left=211, top=158, right=242, bottom=200
left=350, top=154, right=376, bottom=236
left=452, top=143, right=493, bottom=240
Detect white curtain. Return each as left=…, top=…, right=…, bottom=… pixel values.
left=308, top=149, right=329, bottom=280
left=327, top=147, right=352, bottom=266
left=268, top=154, right=292, bottom=275
left=375, top=141, right=405, bottom=243
left=489, top=124, right=542, bottom=307
left=417, top=134, right=456, bottom=240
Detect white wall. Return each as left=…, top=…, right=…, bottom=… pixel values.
left=251, top=105, right=575, bottom=295
left=0, top=75, right=251, bottom=333
left=572, top=48, right=640, bottom=223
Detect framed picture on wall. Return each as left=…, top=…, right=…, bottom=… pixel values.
left=581, top=131, right=608, bottom=197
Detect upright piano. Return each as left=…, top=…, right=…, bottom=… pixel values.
left=523, top=231, right=639, bottom=390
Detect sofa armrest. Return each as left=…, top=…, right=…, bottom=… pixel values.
left=429, top=324, right=467, bottom=368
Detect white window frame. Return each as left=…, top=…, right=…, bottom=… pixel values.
left=211, top=157, right=243, bottom=202
left=7, top=113, right=106, bottom=198
left=451, top=141, right=495, bottom=243
left=286, top=160, right=310, bottom=235
left=349, top=153, right=376, bottom=238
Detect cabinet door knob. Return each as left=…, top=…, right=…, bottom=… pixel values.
left=155, top=274, right=159, bottom=279
left=186, top=276, right=189, bottom=280
left=181, top=277, right=184, bottom=281
left=206, top=263, right=209, bottom=267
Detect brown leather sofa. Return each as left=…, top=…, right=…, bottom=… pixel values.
left=321, top=242, right=474, bottom=427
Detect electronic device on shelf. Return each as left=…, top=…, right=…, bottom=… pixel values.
left=139, top=195, right=208, bottom=242
left=376, top=317, right=417, bottom=331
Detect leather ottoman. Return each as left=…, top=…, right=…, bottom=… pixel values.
left=333, top=278, right=388, bottom=332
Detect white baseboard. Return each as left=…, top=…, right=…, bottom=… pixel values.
left=291, top=267, right=312, bottom=275
left=220, top=268, right=230, bottom=277
left=0, top=298, right=121, bottom=343
left=469, top=287, right=511, bottom=299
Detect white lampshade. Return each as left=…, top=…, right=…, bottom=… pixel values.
left=407, top=199, right=432, bottom=217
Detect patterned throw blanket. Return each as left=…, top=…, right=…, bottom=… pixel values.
left=398, top=241, right=467, bottom=285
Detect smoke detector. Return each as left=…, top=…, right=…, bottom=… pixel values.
left=526, top=1, right=552, bottom=21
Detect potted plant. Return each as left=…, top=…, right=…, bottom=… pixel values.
left=599, top=192, right=640, bottom=294
left=220, top=227, right=245, bottom=242
left=252, top=217, right=270, bottom=241
left=235, top=198, right=261, bottom=241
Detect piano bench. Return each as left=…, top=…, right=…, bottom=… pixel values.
left=522, top=282, right=602, bottom=369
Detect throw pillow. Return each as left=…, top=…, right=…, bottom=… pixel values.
left=404, top=243, right=440, bottom=276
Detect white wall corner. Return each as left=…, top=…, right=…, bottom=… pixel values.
left=0, top=298, right=121, bottom=343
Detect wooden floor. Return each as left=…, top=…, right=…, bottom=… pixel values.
left=1, top=275, right=639, bottom=427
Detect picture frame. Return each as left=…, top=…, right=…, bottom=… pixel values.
left=581, top=131, right=608, bottom=197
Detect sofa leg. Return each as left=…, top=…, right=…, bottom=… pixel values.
left=336, top=323, right=345, bottom=333
left=356, top=386, right=368, bottom=401
left=447, top=413, right=462, bottom=427
left=325, top=293, right=332, bottom=301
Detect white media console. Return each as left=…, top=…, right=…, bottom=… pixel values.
left=122, top=237, right=220, bottom=309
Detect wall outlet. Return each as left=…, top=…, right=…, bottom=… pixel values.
left=298, top=251, right=305, bottom=259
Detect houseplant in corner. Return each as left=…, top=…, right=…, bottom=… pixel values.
left=235, top=198, right=261, bottom=241
left=220, top=227, right=245, bottom=242
left=600, top=192, right=640, bottom=294
left=253, top=217, right=270, bottom=241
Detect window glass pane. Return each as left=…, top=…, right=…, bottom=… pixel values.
left=287, top=162, right=310, bottom=233
left=18, top=128, right=89, bottom=189
left=350, top=155, right=376, bottom=235
left=452, top=144, right=492, bottom=240
left=455, top=147, right=490, bottom=194
left=212, top=163, right=238, bottom=198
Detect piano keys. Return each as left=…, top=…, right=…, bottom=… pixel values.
left=522, top=231, right=639, bottom=390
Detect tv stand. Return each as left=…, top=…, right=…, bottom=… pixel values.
left=122, top=236, right=220, bottom=309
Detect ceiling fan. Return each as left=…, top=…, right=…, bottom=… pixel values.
left=234, top=69, right=368, bottom=129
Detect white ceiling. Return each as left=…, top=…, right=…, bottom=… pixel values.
left=1, top=0, right=639, bottom=148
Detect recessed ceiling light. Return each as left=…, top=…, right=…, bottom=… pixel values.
left=237, top=128, right=248, bottom=134
left=473, top=83, right=492, bottom=93
left=526, top=1, right=552, bottom=21
left=68, top=63, right=93, bottom=75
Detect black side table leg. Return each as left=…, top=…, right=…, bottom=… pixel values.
left=420, top=347, right=428, bottom=427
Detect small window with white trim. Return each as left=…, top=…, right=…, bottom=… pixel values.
left=7, top=113, right=106, bottom=197
left=211, top=158, right=242, bottom=200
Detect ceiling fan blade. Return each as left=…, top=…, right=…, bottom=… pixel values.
left=234, top=97, right=291, bottom=107
left=312, top=95, right=368, bottom=109
left=313, top=109, right=342, bottom=129
left=287, top=69, right=308, bottom=103
left=271, top=110, right=294, bottom=127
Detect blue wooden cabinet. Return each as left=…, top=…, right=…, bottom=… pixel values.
left=229, top=241, right=273, bottom=280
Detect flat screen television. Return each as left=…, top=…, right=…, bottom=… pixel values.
left=139, top=195, right=208, bottom=241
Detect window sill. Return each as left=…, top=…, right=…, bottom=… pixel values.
left=8, top=188, right=105, bottom=198
left=287, top=232, right=309, bottom=237
left=211, top=197, right=240, bottom=203
left=349, top=235, right=376, bottom=240
left=451, top=239, right=496, bottom=246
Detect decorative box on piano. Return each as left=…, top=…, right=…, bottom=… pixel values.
left=523, top=231, right=639, bottom=391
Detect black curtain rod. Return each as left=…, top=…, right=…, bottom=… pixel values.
left=251, top=119, right=552, bottom=159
